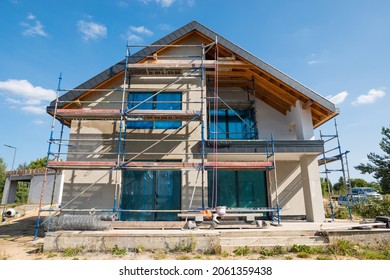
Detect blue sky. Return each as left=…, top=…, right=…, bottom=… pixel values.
left=0, top=0, right=389, bottom=184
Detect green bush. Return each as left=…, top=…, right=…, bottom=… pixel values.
left=352, top=196, right=390, bottom=218
left=329, top=240, right=356, bottom=256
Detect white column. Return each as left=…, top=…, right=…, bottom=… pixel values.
left=1, top=178, right=11, bottom=204
left=300, top=155, right=325, bottom=222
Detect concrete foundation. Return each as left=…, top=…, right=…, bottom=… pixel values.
left=43, top=221, right=390, bottom=253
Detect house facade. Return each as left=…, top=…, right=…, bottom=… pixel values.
left=46, top=21, right=337, bottom=223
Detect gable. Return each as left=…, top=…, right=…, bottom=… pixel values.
left=48, top=21, right=337, bottom=128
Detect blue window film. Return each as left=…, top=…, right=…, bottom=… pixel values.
left=120, top=169, right=181, bottom=221
left=209, top=109, right=257, bottom=140
left=208, top=170, right=268, bottom=208
left=126, top=92, right=182, bottom=129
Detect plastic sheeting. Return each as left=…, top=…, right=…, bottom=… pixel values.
left=126, top=92, right=182, bottom=129
left=209, top=109, right=257, bottom=140
left=120, top=170, right=181, bottom=221
left=208, top=170, right=268, bottom=208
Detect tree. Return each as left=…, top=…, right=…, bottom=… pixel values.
left=350, top=178, right=382, bottom=192
left=355, top=126, right=390, bottom=194
left=320, top=177, right=332, bottom=196
left=332, top=176, right=347, bottom=195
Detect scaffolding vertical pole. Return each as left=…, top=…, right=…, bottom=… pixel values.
left=344, top=150, right=353, bottom=219
left=271, top=135, right=281, bottom=225
left=200, top=44, right=206, bottom=209
left=115, top=45, right=131, bottom=218
left=34, top=73, right=62, bottom=240
left=211, top=37, right=219, bottom=209
left=334, top=119, right=352, bottom=219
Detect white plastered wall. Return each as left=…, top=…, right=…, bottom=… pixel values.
left=62, top=37, right=206, bottom=212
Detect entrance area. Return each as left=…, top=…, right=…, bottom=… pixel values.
left=120, top=170, right=181, bottom=221
left=208, top=170, right=268, bottom=208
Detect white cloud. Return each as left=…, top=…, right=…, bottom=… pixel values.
left=307, top=60, right=319, bottom=65
left=352, top=88, right=386, bottom=105
left=21, top=106, right=46, bottom=115
left=0, top=79, right=55, bottom=100
left=326, top=91, right=348, bottom=105
left=124, top=26, right=153, bottom=44
left=21, top=13, right=47, bottom=37
left=156, top=0, right=175, bottom=7
left=129, top=26, right=153, bottom=36
left=0, top=79, right=56, bottom=115
left=77, top=20, right=107, bottom=41
left=126, top=34, right=144, bottom=44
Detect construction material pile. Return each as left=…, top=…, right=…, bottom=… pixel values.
left=42, top=214, right=113, bottom=231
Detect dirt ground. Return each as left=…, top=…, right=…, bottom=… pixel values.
left=0, top=206, right=377, bottom=260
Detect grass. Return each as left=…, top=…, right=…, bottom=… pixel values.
left=172, top=237, right=196, bottom=253
left=153, top=249, right=167, bottom=260
left=233, top=246, right=250, bottom=256
left=111, top=244, right=127, bottom=256
left=45, top=252, right=57, bottom=258
left=63, top=247, right=84, bottom=258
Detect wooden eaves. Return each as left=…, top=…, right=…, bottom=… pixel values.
left=47, top=21, right=338, bottom=129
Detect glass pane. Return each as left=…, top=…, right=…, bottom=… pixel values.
left=154, top=121, right=182, bottom=129
left=156, top=170, right=181, bottom=220
left=208, top=170, right=268, bottom=208
left=128, top=93, right=153, bottom=109
left=237, top=171, right=267, bottom=207
left=209, top=109, right=256, bottom=140
left=121, top=169, right=181, bottom=221
left=120, top=170, right=155, bottom=221
left=156, top=93, right=181, bottom=110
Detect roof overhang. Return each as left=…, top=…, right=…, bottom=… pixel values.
left=47, top=21, right=338, bottom=128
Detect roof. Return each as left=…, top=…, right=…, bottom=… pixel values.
left=48, top=20, right=337, bottom=127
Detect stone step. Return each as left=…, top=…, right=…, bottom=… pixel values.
left=220, top=235, right=326, bottom=247
left=221, top=243, right=325, bottom=253
left=219, top=229, right=320, bottom=238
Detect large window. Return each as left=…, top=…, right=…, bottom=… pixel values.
left=208, top=109, right=257, bottom=139
left=126, top=92, right=182, bottom=129
left=120, top=169, right=181, bottom=221
left=208, top=170, right=268, bottom=208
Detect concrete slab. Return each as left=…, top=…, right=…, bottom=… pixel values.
left=43, top=219, right=390, bottom=253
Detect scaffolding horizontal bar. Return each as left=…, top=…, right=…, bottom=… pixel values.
left=204, top=161, right=273, bottom=169
left=125, top=110, right=201, bottom=121
left=127, top=60, right=251, bottom=69
left=47, top=160, right=200, bottom=170
left=55, top=109, right=202, bottom=121
left=208, top=100, right=254, bottom=110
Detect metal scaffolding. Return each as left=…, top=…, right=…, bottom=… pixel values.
left=319, top=118, right=352, bottom=220
left=34, top=41, right=280, bottom=237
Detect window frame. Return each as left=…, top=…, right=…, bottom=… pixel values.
left=126, top=92, right=183, bottom=129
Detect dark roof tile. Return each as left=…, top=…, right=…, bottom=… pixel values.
left=49, top=21, right=335, bottom=114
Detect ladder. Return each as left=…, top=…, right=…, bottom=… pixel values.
left=319, top=118, right=352, bottom=220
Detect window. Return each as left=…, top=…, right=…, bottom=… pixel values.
left=208, top=170, right=268, bottom=208
left=120, top=169, right=181, bottom=221
left=208, top=109, right=257, bottom=139
left=126, top=92, right=182, bottom=129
